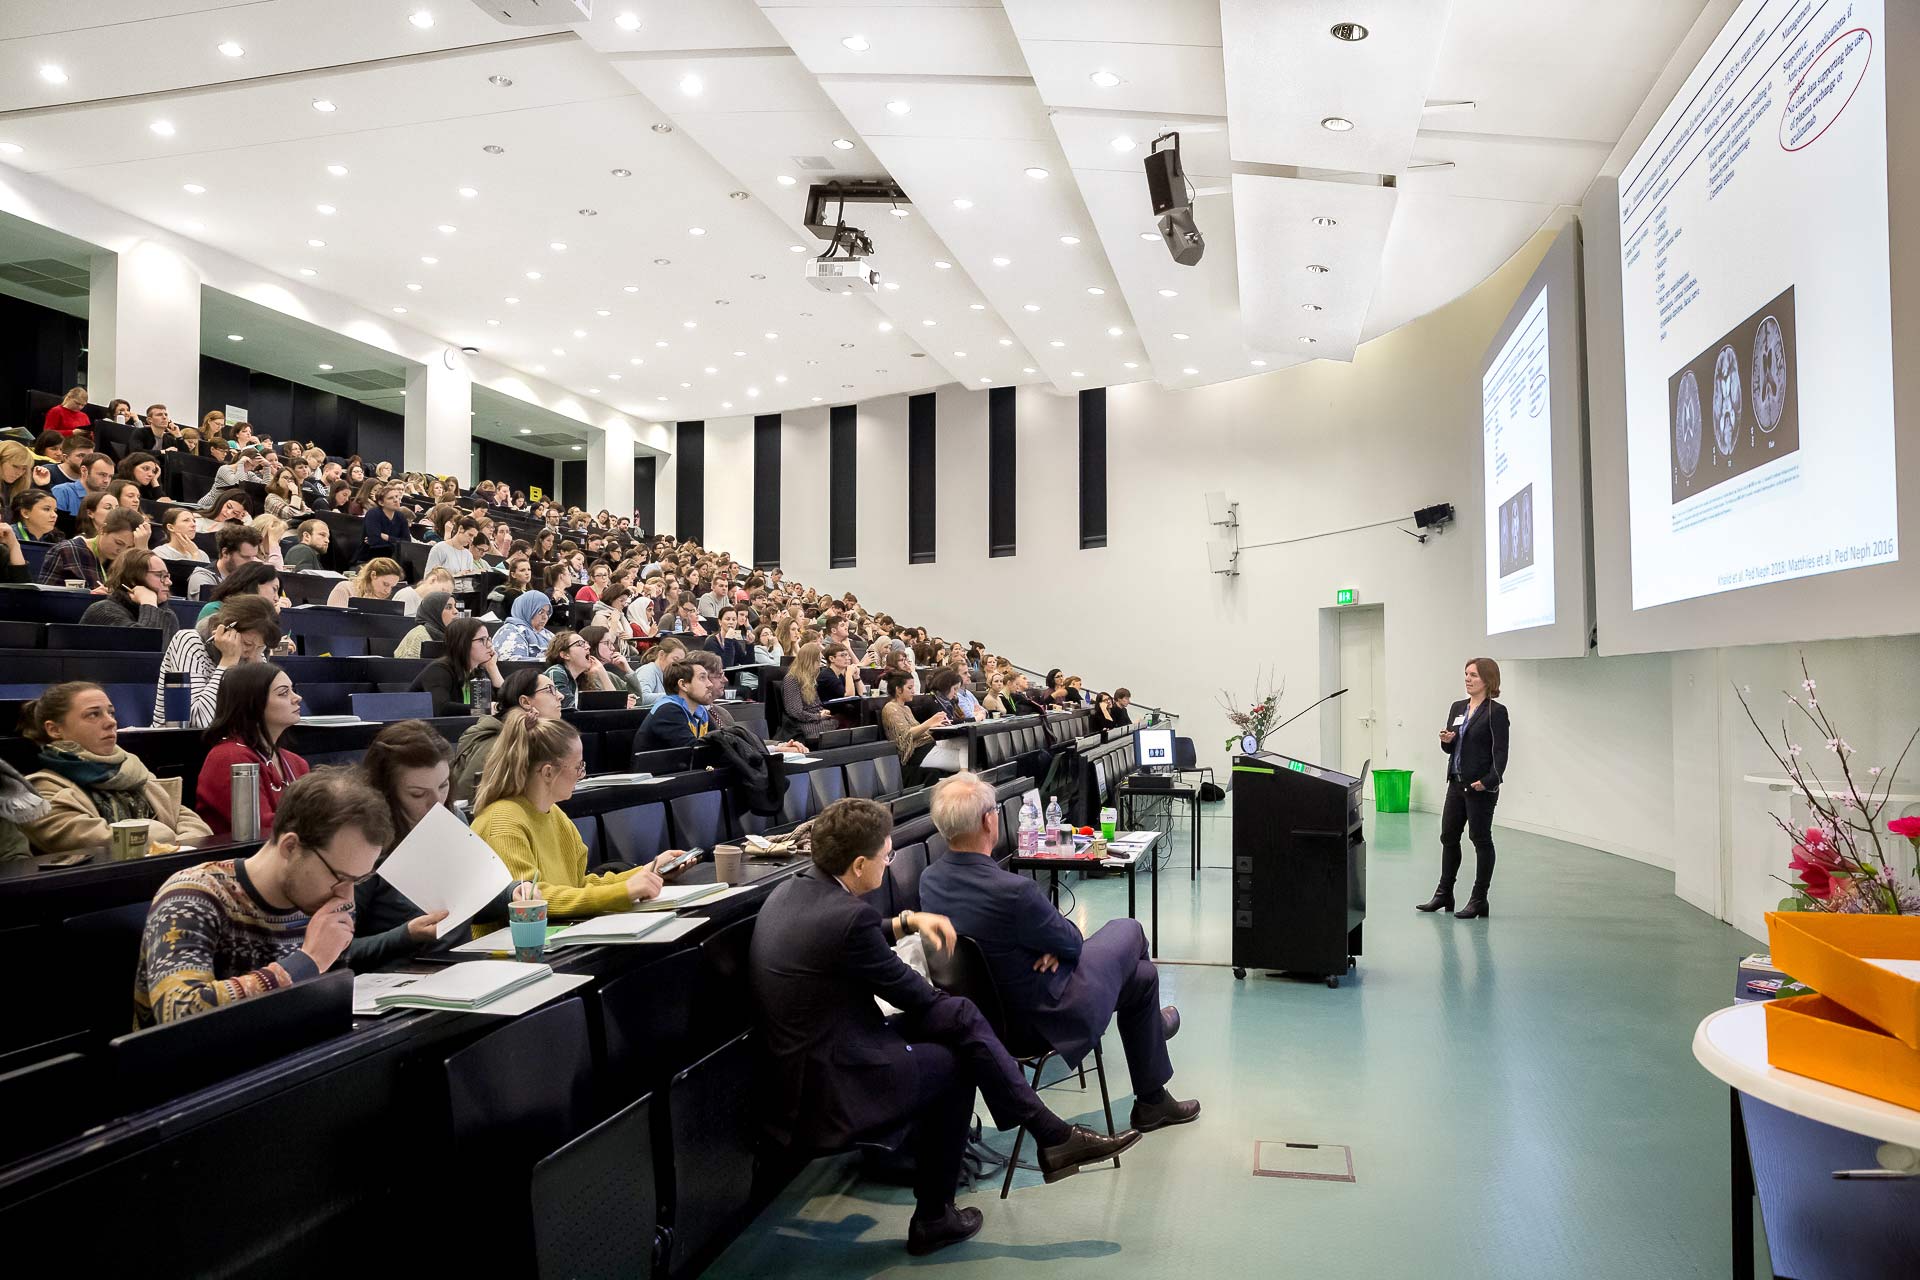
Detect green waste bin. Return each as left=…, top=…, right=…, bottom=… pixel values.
left=1374, top=769, right=1412, bottom=813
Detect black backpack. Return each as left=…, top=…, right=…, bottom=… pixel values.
left=704, top=724, right=788, bottom=817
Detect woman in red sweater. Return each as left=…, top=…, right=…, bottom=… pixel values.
left=43, top=386, right=91, bottom=436
left=196, top=661, right=310, bottom=835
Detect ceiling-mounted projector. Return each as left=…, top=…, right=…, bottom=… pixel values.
left=469, top=0, right=592, bottom=26
left=804, top=257, right=880, bottom=293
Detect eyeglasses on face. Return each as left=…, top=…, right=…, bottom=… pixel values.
left=309, top=841, right=376, bottom=886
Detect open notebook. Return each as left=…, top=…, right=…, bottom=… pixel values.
left=371, top=959, right=552, bottom=1011
left=635, top=881, right=733, bottom=912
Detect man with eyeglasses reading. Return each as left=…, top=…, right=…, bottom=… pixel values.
left=134, top=768, right=394, bottom=1027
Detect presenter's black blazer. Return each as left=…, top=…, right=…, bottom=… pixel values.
left=1439, top=697, right=1510, bottom=790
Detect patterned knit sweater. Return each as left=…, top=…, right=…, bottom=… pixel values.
left=134, top=858, right=318, bottom=1028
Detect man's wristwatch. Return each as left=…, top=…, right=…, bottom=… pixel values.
left=895, top=912, right=914, bottom=936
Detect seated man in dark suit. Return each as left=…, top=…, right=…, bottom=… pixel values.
left=920, top=772, right=1200, bottom=1133
left=749, top=797, right=1139, bottom=1257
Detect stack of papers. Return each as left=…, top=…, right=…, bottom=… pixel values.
left=639, top=882, right=733, bottom=912
left=299, top=714, right=364, bottom=727
left=375, top=806, right=514, bottom=938
left=547, top=914, right=673, bottom=945
left=371, top=959, right=552, bottom=1010
left=571, top=771, right=655, bottom=791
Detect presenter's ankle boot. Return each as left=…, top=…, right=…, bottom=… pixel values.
left=1454, top=898, right=1490, bottom=919
left=1416, top=888, right=1455, bottom=913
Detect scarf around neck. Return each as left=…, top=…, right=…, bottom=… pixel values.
left=38, top=740, right=156, bottom=824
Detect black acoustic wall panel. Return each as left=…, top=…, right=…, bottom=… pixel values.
left=1078, top=386, right=1107, bottom=550
left=675, top=421, right=704, bottom=543
left=829, top=404, right=857, bottom=568
left=987, top=386, right=1015, bottom=558
left=907, top=393, right=935, bottom=564
left=752, top=413, right=781, bottom=568
left=634, top=454, right=657, bottom=533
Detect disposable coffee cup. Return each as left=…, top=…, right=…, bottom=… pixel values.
left=110, top=819, right=151, bottom=858
left=506, top=896, right=548, bottom=962
left=712, top=843, right=744, bottom=885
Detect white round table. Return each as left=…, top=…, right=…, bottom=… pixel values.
left=1694, top=1002, right=1920, bottom=1146
left=1694, top=1003, right=1920, bottom=1278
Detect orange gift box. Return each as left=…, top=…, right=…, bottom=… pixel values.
left=1765, top=911, right=1920, bottom=1049
left=1763, top=993, right=1920, bottom=1111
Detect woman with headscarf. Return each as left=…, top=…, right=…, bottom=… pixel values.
left=493, top=589, right=555, bottom=662
left=395, top=590, right=455, bottom=660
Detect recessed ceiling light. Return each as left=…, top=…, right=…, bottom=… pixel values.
left=630, top=357, right=644, bottom=365
left=1158, top=288, right=1178, bottom=298
left=226, top=333, right=244, bottom=342
left=992, top=256, right=1010, bottom=267
left=933, top=260, right=952, bottom=270
left=1024, top=166, right=1049, bottom=179
left=573, top=328, right=588, bottom=338
left=615, top=11, right=642, bottom=31
left=217, top=41, right=245, bottom=58
left=688, top=227, right=705, bottom=236
left=812, top=396, right=823, bottom=402
left=39, top=65, right=68, bottom=85
left=1049, top=340, right=1065, bottom=348
left=1023, top=366, right=1037, bottom=374
left=438, top=224, right=457, bottom=234
left=182, top=183, right=206, bottom=195
left=483, top=143, right=505, bottom=154
left=525, top=270, right=541, bottom=280
left=998, top=338, right=1012, bottom=346
left=318, top=363, right=334, bottom=371
left=1060, top=235, right=1080, bottom=245
left=307, top=238, right=326, bottom=248
left=1086, top=286, right=1105, bottom=296
left=1172, top=332, right=1190, bottom=340
left=0, top=142, right=21, bottom=155
left=409, top=9, right=435, bottom=29
left=610, top=168, right=632, bottom=179
left=420, top=255, right=438, bottom=265
left=150, top=119, right=176, bottom=137
left=392, top=306, right=406, bottom=314
left=704, top=365, right=719, bottom=373
left=842, top=34, right=869, bottom=52
left=453, top=186, right=477, bottom=199
left=656, top=340, right=669, bottom=348
left=886, top=100, right=911, bottom=115
left=1023, top=303, right=1040, bottom=312
left=1181, top=366, right=1198, bottom=375
left=595, top=308, right=610, bottom=316
left=883, top=281, right=899, bottom=290
left=519, top=427, right=533, bottom=435
left=682, top=320, right=697, bottom=329
left=316, top=203, right=335, bottom=215
left=921, top=319, right=935, bottom=327
left=978, top=376, right=993, bottom=384
left=969, top=303, right=985, bottom=311
left=1111, top=135, right=1136, bottom=152
left=504, top=296, right=518, bottom=304
left=679, top=382, right=691, bottom=389
left=1306, top=263, right=1330, bottom=274
left=298, top=267, right=316, bottom=277
left=877, top=321, right=893, bottom=332
left=534, top=365, right=546, bottom=373
left=488, top=74, right=513, bottom=87
left=311, top=98, right=336, bottom=113
left=776, top=175, right=797, bottom=187
left=552, top=347, right=565, bottom=356
left=889, top=206, right=910, bottom=218
left=1139, top=231, right=1158, bottom=241
left=1090, top=70, right=1122, bottom=88
left=406, top=282, right=422, bottom=292
left=1071, top=371, right=1086, bottom=378
left=1299, top=335, right=1317, bottom=344
left=747, top=388, right=761, bottom=398
left=623, top=284, right=640, bottom=293
left=679, top=73, right=703, bottom=96
left=1301, top=302, right=1323, bottom=312
left=952, top=198, right=975, bottom=211
left=549, top=241, right=567, bottom=252
left=486, top=318, right=499, bottom=326
left=952, top=350, right=966, bottom=358
left=1320, top=116, right=1354, bottom=132
left=1330, top=21, right=1370, bottom=42
left=1122, top=362, right=1137, bottom=370
left=1107, top=326, right=1123, bottom=336
left=1251, top=358, right=1269, bottom=367
left=831, top=138, right=856, bottom=151
left=735, top=350, right=748, bottom=356
left=789, top=245, right=807, bottom=254
left=648, top=123, right=672, bottom=136
left=775, top=374, right=789, bottom=384
left=1312, top=215, right=1339, bottom=227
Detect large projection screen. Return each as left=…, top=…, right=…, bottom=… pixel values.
left=1589, top=0, right=1920, bottom=655
left=1476, top=220, right=1592, bottom=658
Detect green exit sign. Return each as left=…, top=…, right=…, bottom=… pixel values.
left=1336, top=588, right=1357, bottom=605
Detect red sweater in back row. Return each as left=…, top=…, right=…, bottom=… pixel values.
left=43, top=404, right=90, bottom=436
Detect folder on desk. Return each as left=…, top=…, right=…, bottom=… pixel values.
left=371, top=959, right=551, bottom=1011
left=638, top=882, right=732, bottom=912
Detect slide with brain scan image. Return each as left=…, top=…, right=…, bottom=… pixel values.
left=1619, top=0, right=1895, bottom=609
left=1482, top=288, right=1555, bottom=635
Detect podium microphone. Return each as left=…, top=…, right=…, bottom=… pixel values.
left=1268, top=688, right=1347, bottom=737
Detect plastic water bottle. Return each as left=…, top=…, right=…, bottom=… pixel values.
left=1045, top=796, right=1063, bottom=850
left=1020, top=797, right=1041, bottom=855
left=470, top=674, right=493, bottom=717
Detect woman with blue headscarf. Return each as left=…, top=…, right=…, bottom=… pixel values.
left=493, top=590, right=555, bottom=662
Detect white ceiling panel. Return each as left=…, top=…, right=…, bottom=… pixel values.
left=1220, top=0, right=1453, bottom=173
left=1403, top=130, right=1612, bottom=206
left=820, top=80, right=1052, bottom=143
left=1051, top=114, right=1232, bottom=182
left=1001, top=0, right=1220, bottom=47
left=1017, top=41, right=1228, bottom=118
left=1361, top=193, right=1565, bottom=342
left=756, top=4, right=1026, bottom=78
left=1232, top=173, right=1397, bottom=362
left=0, top=0, right=559, bottom=114
left=581, top=0, right=788, bottom=52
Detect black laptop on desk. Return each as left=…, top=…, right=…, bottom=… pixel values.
left=348, top=597, right=405, bottom=616
left=576, top=690, right=629, bottom=711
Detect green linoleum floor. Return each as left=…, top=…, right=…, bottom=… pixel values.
left=707, top=802, right=1764, bottom=1279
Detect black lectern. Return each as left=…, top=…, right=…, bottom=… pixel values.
left=1230, top=752, right=1366, bottom=986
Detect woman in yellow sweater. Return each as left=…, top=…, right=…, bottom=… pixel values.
left=468, top=714, right=679, bottom=917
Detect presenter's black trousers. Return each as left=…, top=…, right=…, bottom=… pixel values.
left=1438, top=777, right=1498, bottom=899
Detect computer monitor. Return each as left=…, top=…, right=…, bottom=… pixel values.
left=1135, top=726, right=1175, bottom=771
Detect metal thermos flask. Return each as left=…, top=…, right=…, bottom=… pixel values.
left=229, top=763, right=262, bottom=842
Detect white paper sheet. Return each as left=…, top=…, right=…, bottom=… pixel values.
left=374, top=971, right=592, bottom=1017
left=549, top=913, right=673, bottom=944
left=374, top=804, right=513, bottom=939
left=352, top=972, right=421, bottom=1015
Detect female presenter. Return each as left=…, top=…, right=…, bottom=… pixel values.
left=1417, top=658, right=1509, bottom=919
